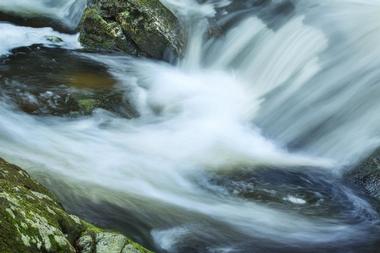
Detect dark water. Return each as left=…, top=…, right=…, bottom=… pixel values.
left=36, top=166, right=380, bottom=253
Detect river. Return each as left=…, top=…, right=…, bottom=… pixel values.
left=0, top=0, right=380, bottom=252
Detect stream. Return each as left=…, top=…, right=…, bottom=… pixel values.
left=1, top=0, right=380, bottom=252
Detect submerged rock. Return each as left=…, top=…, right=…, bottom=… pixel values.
left=0, top=46, right=138, bottom=118
left=206, top=168, right=354, bottom=217
left=79, top=0, right=185, bottom=59
left=45, top=35, right=64, bottom=43
left=0, top=158, right=152, bottom=253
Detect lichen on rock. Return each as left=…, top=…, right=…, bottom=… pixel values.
left=79, top=7, right=139, bottom=55
left=0, top=158, right=152, bottom=253
left=79, top=0, right=185, bottom=59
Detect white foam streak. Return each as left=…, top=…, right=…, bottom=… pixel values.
left=0, top=22, right=81, bottom=56
left=0, top=0, right=86, bottom=28
left=256, top=1, right=380, bottom=162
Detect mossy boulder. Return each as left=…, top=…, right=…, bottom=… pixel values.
left=77, top=228, right=151, bottom=253
left=79, top=0, right=185, bottom=59
left=0, top=158, right=152, bottom=253
left=79, top=7, right=139, bottom=55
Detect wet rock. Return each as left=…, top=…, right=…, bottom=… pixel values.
left=77, top=230, right=152, bottom=253
left=45, top=35, right=64, bottom=43
left=79, top=7, right=139, bottom=55
left=79, top=0, right=185, bottom=59
left=346, top=148, right=380, bottom=203
left=0, top=46, right=138, bottom=118
left=0, top=158, right=152, bottom=253
left=77, top=233, right=94, bottom=253
left=206, top=168, right=356, bottom=218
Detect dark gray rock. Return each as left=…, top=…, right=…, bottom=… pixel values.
left=0, top=46, right=137, bottom=118
left=79, top=0, right=185, bottom=59
left=346, top=148, right=380, bottom=202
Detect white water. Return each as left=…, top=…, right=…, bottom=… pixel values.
left=0, top=0, right=86, bottom=28
left=1, top=0, right=380, bottom=251
left=0, top=22, right=80, bottom=56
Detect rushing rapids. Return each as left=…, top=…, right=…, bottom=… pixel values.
left=1, top=0, right=380, bottom=252
left=0, top=0, right=86, bottom=29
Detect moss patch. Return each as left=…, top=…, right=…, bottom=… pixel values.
left=0, top=158, right=152, bottom=253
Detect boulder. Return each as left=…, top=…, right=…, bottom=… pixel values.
left=0, top=158, right=152, bottom=253
left=0, top=46, right=138, bottom=118
left=79, top=0, right=185, bottom=59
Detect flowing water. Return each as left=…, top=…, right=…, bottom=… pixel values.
left=0, top=0, right=86, bottom=29
left=1, top=0, right=380, bottom=252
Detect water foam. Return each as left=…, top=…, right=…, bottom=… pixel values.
left=0, top=22, right=80, bottom=56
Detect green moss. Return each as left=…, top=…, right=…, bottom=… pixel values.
left=0, top=159, right=86, bottom=252
left=82, top=221, right=103, bottom=234
left=78, top=98, right=98, bottom=114
left=0, top=158, right=153, bottom=253
left=79, top=0, right=184, bottom=59
left=79, top=7, right=139, bottom=54
left=125, top=239, right=153, bottom=253
left=117, top=10, right=169, bottom=58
